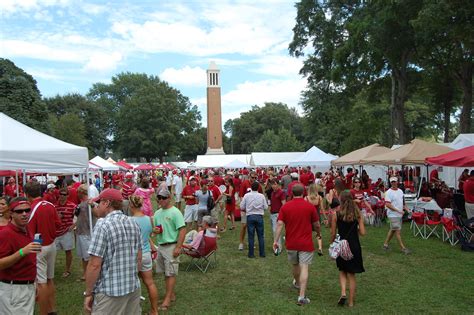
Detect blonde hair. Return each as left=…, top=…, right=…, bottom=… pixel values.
left=129, top=195, right=143, bottom=209
left=337, top=190, right=360, bottom=222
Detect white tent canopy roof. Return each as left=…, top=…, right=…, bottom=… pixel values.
left=449, top=133, right=474, bottom=150
left=224, top=159, right=251, bottom=169
left=288, top=146, right=337, bottom=167
left=89, top=156, right=120, bottom=171
left=195, top=154, right=251, bottom=168
left=0, top=112, right=89, bottom=171
left=250, top=152, right=304, bottom=167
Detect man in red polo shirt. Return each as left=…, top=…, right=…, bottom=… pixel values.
left=0, top=197, right=42, bottom=314
left=4, top=177, right=19, bottom=198
left=273, top=184, right=320, bottom=306
left=55, top=188, right=76, bottom=279
left=25, top=181, right=61, bottom=315
left=66, top=179, right=79, bottom=205
left=463, top=170, right=474, bottom=219
left=182, top=177, right=200, bottom=230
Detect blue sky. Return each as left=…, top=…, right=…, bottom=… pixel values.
left=1, top=0, right=307, bottom=126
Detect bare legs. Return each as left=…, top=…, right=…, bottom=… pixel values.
left=162, top=276, right=176, bottom=308
left=339, top=271, right=356, bottom=307
left=65, top=250, right=72, bottom=274
left=139, top=270, right=158, bottom=315
left=37, top=279, right=56, bottom=315
left=384, top=229, right=406, bottom=249
left=292, top=264, right=309, bottom=298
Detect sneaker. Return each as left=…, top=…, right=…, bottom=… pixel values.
left=238, top=243, right=244, bottom=251
left=292, top=279, right=300, bottom=290
left=297, top=297, right=310, bottom=305
left=382, top=244, right=389, bottom=251
left=401, top=248, right=411, bottom=255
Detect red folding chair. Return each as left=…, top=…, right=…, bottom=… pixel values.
left=184, top=236, right=217, bottom=273
left=441, top=217, right=460, bottom=246
left=411, top=212, right=426, bottom=238
left=424, top=212, right=441, bottom=239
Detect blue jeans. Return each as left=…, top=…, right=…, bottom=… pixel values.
left=247, top=214, right=265, bottom=257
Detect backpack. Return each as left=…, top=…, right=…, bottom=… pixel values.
left=207, top=191, right=215, bottom=211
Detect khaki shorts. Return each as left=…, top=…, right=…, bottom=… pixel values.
left=0, top=282, right=35, bottom=315
left=55, top=230, right=75, bottom=251
left=37, top=243, right=57, bottom=283
left=240, top=211, right=247, bottom=224
left=76, top=234, right=91, bottom=261
left=92, top=288, right=141, bottom=315
left=287, top=250, right=314, bottom=265
left=389, top=217, right=402, bottom=230
left=140, top=252, right=153, bottom=272
left=156, top=244, right=180, bottom=277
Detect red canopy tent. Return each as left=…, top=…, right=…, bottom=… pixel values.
left=116, top=160, right=133, bottom=170
left=135, top=164, right=155, bottom=171
left=166, top=163, right=176, bottom=170
left=425, top=145, right=474, bottom=167
left=156, top=163, right=167, bottom=169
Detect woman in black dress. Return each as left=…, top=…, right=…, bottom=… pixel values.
left=330, top=190, right=366, bottom=307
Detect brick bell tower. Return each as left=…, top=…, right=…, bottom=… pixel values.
left=206, top=61, right=225, bottom=155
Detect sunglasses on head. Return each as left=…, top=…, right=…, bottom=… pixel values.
left=157, top=196, right=168, bottom=200
left=13, top=208, right=31, bottom=214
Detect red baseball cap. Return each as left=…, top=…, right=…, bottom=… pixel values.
left=92, top=188, right=123, bottom=203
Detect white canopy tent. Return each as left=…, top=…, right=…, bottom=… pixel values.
left=250, top=152, right=304, bottom=167
left=224, top=159, right=252, bottom=169
left=195, top=154, right=251, bottom=168
left=288, top=146, right=337, bottom=167
left=0, top=113, right=89, bottom=171
left=89, top=156, right=121, bottom=171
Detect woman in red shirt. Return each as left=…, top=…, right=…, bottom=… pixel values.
left=220, top=177, right=236, bottom=232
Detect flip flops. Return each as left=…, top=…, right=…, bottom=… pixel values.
left=62, top=271, right=71, bottom=278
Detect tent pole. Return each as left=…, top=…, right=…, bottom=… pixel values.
left=86, top=167, right=94, bottom=237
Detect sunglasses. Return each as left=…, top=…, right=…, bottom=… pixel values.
left=13, top=208, right=31, bottom=214
left=157, top=196, right=168, bottom=200
left=60, top=193, right=68, bottom=196
left=354, top=181, right=361, bottom=184
left=251, top=177, right=257, bottom=179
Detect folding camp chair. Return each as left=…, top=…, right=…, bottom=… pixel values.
left=185, top=236, right=217, bottom=273
left=424, top=211, right=441, bottom=239
left=411, top=212, right=426, bottom=238
left=441, top=217, right=460, bottom=246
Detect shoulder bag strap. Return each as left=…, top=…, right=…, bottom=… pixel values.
left=28, top=200, right=54, bottom=223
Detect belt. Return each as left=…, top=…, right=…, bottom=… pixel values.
left=0, top=279, right=35, bottom=285
left=159, top=242, right=177, bottom=246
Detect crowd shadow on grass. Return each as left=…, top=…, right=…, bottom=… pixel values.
left=51, top=214, right=474, bottom=315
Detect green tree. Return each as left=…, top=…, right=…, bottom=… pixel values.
left=98, top=73, right=201, bottom=162
left=227, top=102, right=304, bottom=153
left=48, top=113, right=88, bottom=147
left=0, top=58, right=48, bottom=132
left=412, top=0, right=473, bottom=134
left=44, top=93, right=109, bottom=156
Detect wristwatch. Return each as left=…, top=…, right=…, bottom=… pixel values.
left=83, top=291, right=93, bottom=297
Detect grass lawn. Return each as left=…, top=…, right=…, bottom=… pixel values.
left=50, top=209, right=473, bottom=314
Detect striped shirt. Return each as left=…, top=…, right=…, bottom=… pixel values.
left=88, top=210, right=143, bottom=297
left=55, top=201, right=76, bottom=236
left=121, top=182, right=137, bottom=199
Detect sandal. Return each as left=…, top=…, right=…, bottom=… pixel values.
left=158, top=305, right=170, bottom=311
left=62, top=271, right=71, bottom=278
left=317, top=249, right=323, bottom=256
left=338, top=295, right=347, bottom=306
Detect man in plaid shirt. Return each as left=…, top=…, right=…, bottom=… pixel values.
left=83, top=189, right=143, bottom=315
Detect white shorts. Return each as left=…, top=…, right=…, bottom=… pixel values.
left=175, top=193, right=182, bottom=202
left=0, top=282, right=36, bottom=315
left=184, top=204, right=198, bottom=223
left=140, top=252, right=153, bottom=272
left=37, top=243, right=57, bottom=283
left=76, top=234, right=91, bottom=261
left=55, top=230, right=75, bottom=251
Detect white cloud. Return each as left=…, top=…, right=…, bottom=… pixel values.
left=82, top=52, right=123, bottom=73
left=251, top=55, right=303, bottom=77
left=0, top=0, right=70, bottom=14
left=1, top=40, right=82, bottom=62
left=160, top=66, right=206, bottom=87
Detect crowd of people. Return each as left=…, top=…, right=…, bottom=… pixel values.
left=0, top=165, right=473, bottom=313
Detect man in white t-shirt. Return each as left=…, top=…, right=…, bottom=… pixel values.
left=383, top=177, right=411, bottom=254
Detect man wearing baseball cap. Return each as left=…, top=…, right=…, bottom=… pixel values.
left=0, top=197, right=42, bottom=314
left=84, top=189, right=143, bottom=314
left=383, top=177, right=411, bottom=255
left=153, top=189, right=186, bottom=311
